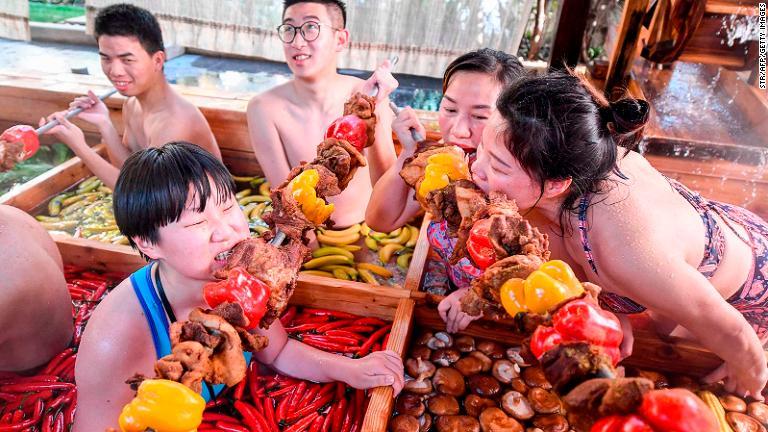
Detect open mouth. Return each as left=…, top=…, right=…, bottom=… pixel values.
left=293, top=54, right=311, bottom=61
left=112, top=80, right=131, bottom=91
left=214, top=250, right=232, bottom=264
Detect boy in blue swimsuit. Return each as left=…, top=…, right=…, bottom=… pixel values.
left=73, top=142, right=404, bottom=431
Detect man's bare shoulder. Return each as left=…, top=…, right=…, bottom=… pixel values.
left=248, top=81, right=295, bottom=115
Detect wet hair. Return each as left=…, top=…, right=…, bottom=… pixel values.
left=442, top=48, right=525, bottom=94
left=114, top=142, right=236, bottom=255
left=282, top=0, right=347, bottom=28
left=94, top=3, right=165, bottom=54
left=495, top=70, right=649, bottom=228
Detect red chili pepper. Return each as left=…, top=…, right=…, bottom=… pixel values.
left=309, top=414, right=326, bottom=432
left=0, top=382, right=74, bottom=393
left=303, top=335, right=361, bottom=346
left=204, top=267, right=271, bottom=329
left=303, top=309, right=358, bottom=320
left=42, top=409, right=55, bottom=432
left=215, top=421, right=250, bottom=432
left=335, top=326, right=375, bottom=334
left=42, top=349, right=74, bottom=376
left=316, top=319, right=355, bottom=333
left=302, top=339, right=360, bottom=353
left=331, top=398, right=346, bottom=432
left=249, top=362, right=262, bottom=400
left=234, top=400, right=270, bottom=432
left=323, top=330, right=367, bottom=341
left=0, top=399, right=43, bottom=431
left=467, top=218, right=497, bottom=270
left=47, top=389, right=75, bottom=411
left=352, top=389, right=365, bottom=432
left=284, top=323, right=323, bottom=333
left=321, top=410, right=333, bottom=432
left=203, top=412, right=240, bottom=423
left=264, top=398, right=279, bottom=432
left=277, top=388, right=293, bottom=422
left=268, top=383, right=298, bottom=398
left=287, top=381, right=307, bottom=414
left=340, top=398, right=354, bottom=432
left=325, top=115, right=368, bottom=152
left=352, top=317, right=387, bottom=327
left=356, top=325, right=391, bottom=357
left=52, top=411, right=65, bottom=432
left=206, top=398, right=227, bottom=409
left=286, top=392, right=334, bottom=423
left=283, top=411, right=320, bottom=432
left=89, top=282, right=109, bottom=301
left=298, top=384, right=320, bottom=407
left=233, top=377, right=247, bottom=400
left=280, top=306, right=298, bottom=326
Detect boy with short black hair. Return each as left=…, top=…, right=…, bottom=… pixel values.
left=44, top=3, right=219, bottom=190
left=74, top=142, right=404, bottom=431
left=248, top=0, right=398, bottom=228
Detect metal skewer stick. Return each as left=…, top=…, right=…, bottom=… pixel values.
left=36, top=88, right=118, bottom=135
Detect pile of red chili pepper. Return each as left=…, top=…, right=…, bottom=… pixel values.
left=199, top=306, right=392, bottom=432
left=0, top=265, right=123, bottom=432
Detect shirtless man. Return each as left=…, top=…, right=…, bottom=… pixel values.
left=0, top=205, right=72, bottom=372
left=247, top=0, right=398, bottom=227
left=44, top=3, right=219, bottom=190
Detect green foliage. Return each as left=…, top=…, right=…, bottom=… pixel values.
left=29, top=2, right=85, bottom=23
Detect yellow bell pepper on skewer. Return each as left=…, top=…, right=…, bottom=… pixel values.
left=118, top=379, right=205, bottom=432
left=288, top=169, right=335, bottom=225
left=499, top=260, right=585, bottom=316
left=417, top=152, right=469, bottom=199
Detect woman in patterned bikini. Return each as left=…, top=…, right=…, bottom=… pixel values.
left=470, top=70, right=768, bottom=399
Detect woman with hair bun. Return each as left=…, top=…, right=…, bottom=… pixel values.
left=471, top=70, right=768, bottom=399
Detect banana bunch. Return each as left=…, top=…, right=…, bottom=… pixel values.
left=233, top=176, right=272, bottom=236
left=361, top=223, right=419, bottom=270
left=300, top=222, right=420, bottom=284
left=36, top=176, right=128, bottom=245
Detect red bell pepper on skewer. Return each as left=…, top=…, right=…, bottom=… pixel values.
left=325, top=116, right=368, bottom=152
left=466, top=218, right=497, bottom=270
left=203, top=267, right=271, bottom=330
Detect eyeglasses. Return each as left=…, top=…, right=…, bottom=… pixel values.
left=276, top=21, right=340, bottom=44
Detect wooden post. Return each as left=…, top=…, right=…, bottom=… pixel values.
left=548, top=0, right=591, bottom=70
left=604, top=0, right=651, bottom=95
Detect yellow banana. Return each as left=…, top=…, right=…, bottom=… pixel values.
left=321, top=223, right=361, bottom=237
left=300, top=270, right=334, bottom=278
left=332, top=268, right=351, bottom=280
left=239, top=195, right=271, bottom=206
left=364, top=237, right=379, bottom=251
left=397, top=252, right=414, bottom=270
left=232, top=175, right=256, bottom=183
left=317, top=232, right=360, bottom=246
left=358, top=268, right=380, bottom=285
left=342, top=245, right=362, bottom=252
left=356, top=262, right=393, bottom=278
left=368, top=230, right=388, bottom=241
left=249, top=202, right=268, bottom=219
left=386, top=227, right=402, bottom=238
left=321, top=265, right=359, bottom=279
left=258, top=181, right=271, bottom=197
left=406, top=225, right=420, bottom=247
left=378, top=243, right=404, bottom=263
left=303, top=255, right=353, bottom=269
left=312, top=246, right=355, bottom=261
left=235, top=188, right=252, bottom=199
left=380, top=227, right=411, bottom=245
left=360, top=223, right=371, bottom=236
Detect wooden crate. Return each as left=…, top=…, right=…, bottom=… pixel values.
left=56, top=243, right=415, bottom=432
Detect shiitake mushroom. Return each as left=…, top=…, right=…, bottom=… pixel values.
left=455, top=335, right=476, bottom=353
left=532, top=414, right=569, bottom=432
left=720, top=395, right=748, bottom=413
left=492, top=359, right=519, bottom=384
left=433, top=367, right=466, bottom=397
left=479, top=407, right=524, bottom=432
left=455, top=356, right=485, bottom=377
left=506, top=347, right=531, bottom=367
left=469, top=351, right=493, bottom=372
left=464, top=394, right=498, bottom=418
left=404, top=378, right=433, bottom=395
left=469, top=375, right=502, bottom=398
left=727, top=412, right=767, bottom=432
left=406, top=358, right=436, bottom=380
left=419, top=413, right=432, bottom=432
left=435, top=415, right=481, bottom=432
left=396, top=393, right=425, bottom=417
left=522, top=366, right=552, bottom=390
left=509, top=378, right=529, bottom=394
left=748, top=402, right=768, bottom=427
left=427, top=332, right=454, bottom=350
left=431, top=348, right=461, bottom=367
left=415, top=332, right=434, bottom=346
left=477, top=340, right=505, bottom=359
left=501, top=390, right=535, bottom=421
left=427, top=394, right=461, bottom=416
left=528, top=387, right=562, bottom=414
left=411, top=345, right=432, bottom=361
left=390, top=414, right=420, bottom=432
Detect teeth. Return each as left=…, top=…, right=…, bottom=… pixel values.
left=294, top=54, right=310, bottom=60
left=216, top=251, right=231, bottom=261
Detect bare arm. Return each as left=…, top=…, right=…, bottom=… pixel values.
left=360, top=61, right=398, bottom=183
left=253, top=319, right=404, bottom=394
left=69, top=91, right=132, bottom=166
left=365, top=107, right=424, bottom=232
left=247, top=96, right=292, bottom=184
left=592, top=219, right=767, bottom=397
left=42, top=113, right=120, bottom=189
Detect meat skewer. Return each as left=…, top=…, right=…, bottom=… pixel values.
left=0, top=88, right=117, bottom=172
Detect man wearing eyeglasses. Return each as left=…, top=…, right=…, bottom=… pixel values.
left=247, top=0, right=398, bottom=228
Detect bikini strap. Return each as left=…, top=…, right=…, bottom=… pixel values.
left=578, top=194, right=599, bottom=275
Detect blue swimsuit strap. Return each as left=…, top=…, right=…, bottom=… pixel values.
left=130, top=264, right=224, bottom=401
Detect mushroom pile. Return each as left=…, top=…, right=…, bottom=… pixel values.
left=390, top=331, right=571, bottom=432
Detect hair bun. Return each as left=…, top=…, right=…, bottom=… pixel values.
left=607, top=98, right=649, bottom=134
